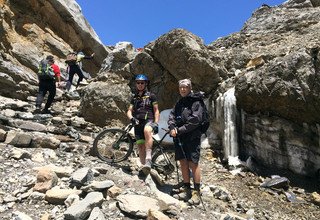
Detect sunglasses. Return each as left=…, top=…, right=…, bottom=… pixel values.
left=136, top=82, right=145, bottom=85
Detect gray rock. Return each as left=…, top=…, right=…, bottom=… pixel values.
left=81, top=180, right=114, bottom=192
left=260, top=176, right=290, bottom=189
left=35, top=164, right=74, bottom=178
left=45, top=188, right=82, bottom=205
left=79, top=73, right=131, bottom=127
left=9, top=120, right=47, bottom=132
left=64, top=194, right=80, bottom=207
left=64, top=192, right=104, bottom=220
left=10, top=148, right=32, bottom=160
left=16, top=112, right=34, bottom=120
left=87, top=207, right=106, bottom=220
left=9, top=132, right=32, bottom=148
left=70, top=167, right=94, bottom=187
left=150, top=28, right=227, bottom=94
left=12, top=211, right=33, bottom=220
left=31, top=135, right=61, bottom=149
left=117, top=194, right=160, bottom=218
left=0, top=129, right=7, bottom=142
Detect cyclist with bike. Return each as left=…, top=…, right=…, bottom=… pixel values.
left=168, top=78, right=204, bottom=205
left=127, top=74, right=160, bottom=175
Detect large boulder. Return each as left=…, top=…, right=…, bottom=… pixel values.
left=235, top=49, right=320, bottom=124
left=232, top=2, right=320, bottom=124
left=100, top=42, right=137, bottom=78
left=130, top=52, right=179, bottom=110
left=148, top=28, right=228, bottom=94
left=79, top=72, right=131, bottom=127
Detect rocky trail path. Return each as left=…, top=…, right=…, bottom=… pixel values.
left=0, top=90, right=319, bottom=220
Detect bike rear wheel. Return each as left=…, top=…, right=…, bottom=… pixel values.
left=93, top=128, right=134, bottom=163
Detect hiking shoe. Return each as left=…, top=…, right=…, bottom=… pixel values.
left=41, top=109, right=52, bottom=115
left=173, top=181, right=184, bottom=189
left=173, top=188, right=191, bottom=202
left=138, top=169, right=147, bottom=178
left=141, top=160, right=152, bottom=175
left=188, top=190, right=201, bottom=205
left=171, top=182, right=185, bottom=195
left=34, top=107, right=41, bottom=114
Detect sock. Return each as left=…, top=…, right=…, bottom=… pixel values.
left=183, top=182, right=191, bottom=189
left=145, top=149, right=152, bottom=160
left=194, top=183, right=201, bottom=191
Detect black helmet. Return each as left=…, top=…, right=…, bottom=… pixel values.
left=46, top=55, right=54, bottom=62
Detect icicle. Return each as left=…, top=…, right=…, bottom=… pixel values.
left=222, top=87, right=239, bottom=160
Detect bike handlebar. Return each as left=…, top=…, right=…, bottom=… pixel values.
left=127, top=122, right=171, bottom=136
left=161, top=128, right=170, bottom=133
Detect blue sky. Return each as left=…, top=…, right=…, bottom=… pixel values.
left=75, top=0, right=285, bottom=48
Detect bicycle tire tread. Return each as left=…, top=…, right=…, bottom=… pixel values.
left=93, top=128, right=134, bottom=163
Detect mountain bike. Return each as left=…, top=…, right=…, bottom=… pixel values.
left=92, top=122, right=177, bottom=177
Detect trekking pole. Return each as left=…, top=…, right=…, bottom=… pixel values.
left=175, top=160, right=180, bottom=183
left=177, top=137, right=187, bottom=186
left=176, top=137, right=187, bottom=159
left=173, top=137, right=181, bottom=189
left=197, top=190, right=206, bottom=211
left=177, top=137, right=206, bottom=211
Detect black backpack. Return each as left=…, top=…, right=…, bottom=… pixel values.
left=38, top=59, right=55, bottom=80
left=199, top=99, right=210, bottom=134
left=65, top=52, right=77, bottom=65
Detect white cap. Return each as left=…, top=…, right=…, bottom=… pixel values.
left=178, top=78, right=192, bottom=89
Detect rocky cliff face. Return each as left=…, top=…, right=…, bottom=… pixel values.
left=84, top=0, right=320, bottom=177
left=209, top=0, right=320, bottom=177
left=1, top=0, right=320, bottom=178
left=0, top=0, right=109, bottom=100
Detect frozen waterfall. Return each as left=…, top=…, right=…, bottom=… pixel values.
left=216, top=87, right=239, bottom=161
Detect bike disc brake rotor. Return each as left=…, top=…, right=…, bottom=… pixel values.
left=159, top=163, right=175, bottom=175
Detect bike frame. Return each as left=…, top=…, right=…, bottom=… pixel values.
left=94, top=122, right=177, bottom=177
left=124, top=123, right=170, bottom=150
left=151, top=129, right=175, bottom=173
left=126, top=123, right=173, bottom=170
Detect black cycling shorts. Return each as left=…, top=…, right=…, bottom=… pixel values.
left=174, top=137, right=201, bottom=164
left=134, top=120, right=153, bottom=145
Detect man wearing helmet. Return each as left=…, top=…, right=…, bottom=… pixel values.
left=127, top=74, right=160, bottom=175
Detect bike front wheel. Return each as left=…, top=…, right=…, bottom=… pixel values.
left=152, top=147, right=177, bottom=176
left=93, top=128, right=134, bottom=163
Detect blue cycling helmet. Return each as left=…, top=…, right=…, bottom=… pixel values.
left=135, top=74, right=148, bottom=81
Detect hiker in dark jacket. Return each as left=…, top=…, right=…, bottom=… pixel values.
left=35, top=55, right=61, bottom=114
left=168, top=78, right=204, bottom=205
left=65, top=51, right=94, bottom=91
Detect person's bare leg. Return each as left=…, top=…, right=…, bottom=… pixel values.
left=141, top=126, right=153, bottom=174
left=189, top=161, right=201, bottom=184
left=180, top=159, right=191, bottom=183
left=173, top=159, right=191, bottom=201
left=144, top=126, right=153, bottom=161
left=189, top=161, right=201, bottom=205
left=138, top=144, right=146, bottom=165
